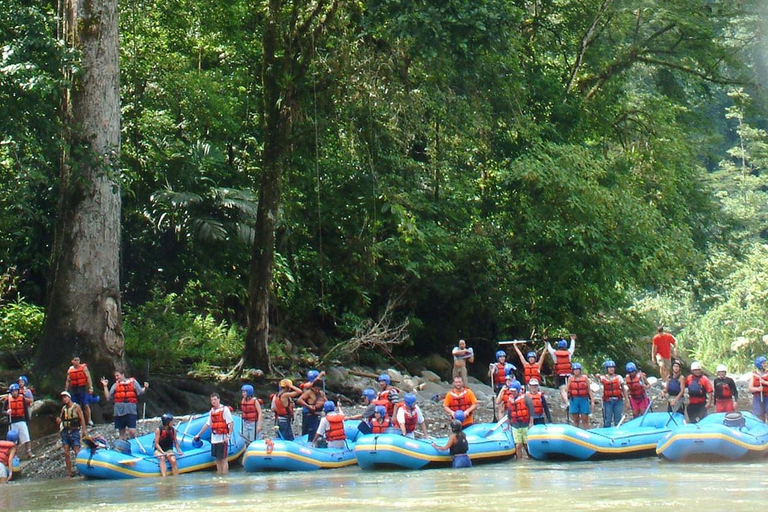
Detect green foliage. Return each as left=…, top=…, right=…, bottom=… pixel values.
left=0, top=298, right=44, bottom=353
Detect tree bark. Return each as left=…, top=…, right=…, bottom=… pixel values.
left=36, top=0, right=124, bottom=384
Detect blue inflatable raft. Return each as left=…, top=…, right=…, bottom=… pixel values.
left=656, top=411, right=768, bottom=462
left=527, top=412, right=685, bottom=461
left=242, top=421, right=362, bottom=471
left=75, top=414, right=247, bottom=479
left=354, top=421, right=515, bottom=470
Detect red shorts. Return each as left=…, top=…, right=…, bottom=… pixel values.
left=715, top=400, right=735, bottom=413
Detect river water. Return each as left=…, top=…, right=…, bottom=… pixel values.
left=5, top=458, right=764, bottom=511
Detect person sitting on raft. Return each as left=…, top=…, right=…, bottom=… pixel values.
left=625, top=362, right=651, bottom=418
left=430, top=416, right=471, bottom=468
left=394, top=393, right=429, bottom=439
left=443, top=377, right=478, bottom=427
left=312, top=401, right=346, bottom=449
left=369, top=405, right=391, bottom=433
left=714, top=364, right=738, bottom=414
left=154, top=413, right=183, bottom=477
left=345, top=388, right=378, bottom=434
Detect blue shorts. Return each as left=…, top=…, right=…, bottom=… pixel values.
left=452, top=454, right=472, bottom=468
left=569, top=397, right=590, bottom=415
left=61, top=429, right=81, bottom=448
left=115, top=414, right=138, bottom=431
left=70, top=388, right=89, bottom=407
left=753, top=395, right=768, bottom=416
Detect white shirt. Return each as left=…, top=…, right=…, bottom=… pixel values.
left=206, top=406, right=233, bottom=444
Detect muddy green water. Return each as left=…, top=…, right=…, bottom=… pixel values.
left=5, top=458, right=763, bottom=511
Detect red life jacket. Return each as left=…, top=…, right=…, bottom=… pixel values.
left=625, top=373, right=646, bottom=399
left=523, top=362, right=541, bottom=384
left=0, top=440, right=14, bottom=466
left=400, top=406, right=419, bottom=433
left=508, top=395, right=530, bottom=424
left=68, top=364, right=88, bottom=388
left=210, top=407, right=229, bottom=435
left=113, top=379, right=138, bottom=404
left=568, top=376, right=589, bottom=398
left=241, top=398, right=259, bottom=422
left=8, top=394, right=26, bottom=422
left=274, top=392, right=294, bottom=418
left=752, top=373, right=768, bottom=397
left=492, top=363, right=508, bottom=386
left=325, top=413, right=346, bottom=441
left=715, top=378, right=733, bottom=399
left=158, top=426, right=176, bottom=450
left=527, top=391, right=544, bottom=417
left=371, top=417, right=391, bottom=433
left=602, top=376, right=623, bottom=400
left=554, top=350, right=572, bottom=376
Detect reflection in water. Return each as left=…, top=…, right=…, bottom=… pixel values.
left=9, top=459, right=768, bottom=511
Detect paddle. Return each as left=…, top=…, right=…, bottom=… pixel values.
left=616, top=414, right=627, bottom=428
left=482, top=416, right=509, bottom=438
left=489, top=367, right=498, bottom=423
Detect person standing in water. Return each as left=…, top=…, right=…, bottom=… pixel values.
left=431, top=420, right=471, bottom=468
left=193, top=393, right=233, bottom=474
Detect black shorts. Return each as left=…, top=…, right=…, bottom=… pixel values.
left=211, top=441, right=228, bottom=460
left=556, top=375, right=570, bottom=388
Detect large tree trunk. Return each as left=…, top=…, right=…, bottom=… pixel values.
left=36, top=0, right=124, bottom=384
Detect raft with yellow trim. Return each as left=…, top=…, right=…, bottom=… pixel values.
left=242, top=421, right=362, bottom=471
left=75, top=414, right=247, bottom=479
left=528, top=412, right=684, bottom=461
left=656, top=411, right=768, bottom=462
left=354, top=422, right=515, bottom=470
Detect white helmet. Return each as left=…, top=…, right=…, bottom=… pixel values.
left=690, top=361, right=702, bottom=371
left=716, top=364, right=727, bottom=373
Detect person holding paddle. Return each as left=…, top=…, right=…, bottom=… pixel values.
left=748, top=356, right=768, bottom=422
left=154, top=413, right=183, bottom=477
left=512, top=344, right=547, bottom=386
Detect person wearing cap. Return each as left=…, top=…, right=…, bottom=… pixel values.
left=526, top=379, right=552, bottom=425
left=57, top=391, right=86, bottom=477
left=154, top=413, right=183, bottom=476
left=506, top=381, right=534, bottom=459
left=297, top=375, right=327, bottom=440
left=66, top=355, right=95, bottom=427
left=652, top=326, right=678, bottom=384
left=685, top=362, right=713, bottom=423
left=193, top=393, right=233, bottom=474
left=444, top=377, right=478, bottom=427
left=566, top=363, right=593, bottom=429
left=312, top=401, right=346, bottom=448
left=451, top=339, right=474, bottom=383
left=0, top=430, right=17, bottom=483
left=100, top=369, right=149, bottom=440
left=5, top=383, right=33, bottom=458
left=430, top=420, right=471, bottom=468
left=748, top=357, right=768, bottom=422
left=713, top=364, right=738, bottom=414
left=271, top=379, right=302, bottom=440
left=546, top=334, right=577, bottom=408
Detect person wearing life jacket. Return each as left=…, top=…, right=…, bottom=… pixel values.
left=512, top=344, right=548, bottom=386
left=297, top=374, right=327, bottom=441
left=66, top=355, right=95, bottom=427
left=395, top=393, right=429, bottom=438
left=240, top=384, right=263, bottom=443
left=526, top=379, right=552, bottom=425
left=101, top=369, right=149, bottom=440
left=343, top=388, right=378, bottom=435
left=0, top=430, right=17, bottom=484
left=495, top=374, right=519, bottom=417
left=685, top=361, right=713, bottom=423
left=194, top=393, right=234, bottom=474
left=154, top=413, right=183, bottom=477
left=374, top=374, right=400, bottom=418
left=312, top=401, right=347, bottom=449
left=714, top=364, right=738, bottom=414
left=431, top=419, right=471, bottom=468
left=506, top=381, right=534, bottom=459
left=271, top=379, right=302, bottom=440
left=300, top=369, right=326, bottom=390
left=488, top=350, right=516, bottom=394
left=546, top=334, right=576, bottom=408
left=17, top=376, right=33, bottom=417
left=369, top=405, right=392, bottom=434
left=57, top=391, right=86, bottom=477
left=661, top=359, right=686, bottom=415
left=5, top=383, right=33, bottom=459
left=566, top=363, right=593, bottom=429
left=748, top=356, right=768, bottom=422
left=443, top=377, right=478, bottom=427
left=625, top=362, right=650, bottom=418
left=451, top=339, right=474, bottom=384
left=599, top=360, right=627, bottom=427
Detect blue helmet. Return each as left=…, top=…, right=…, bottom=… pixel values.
left=362, top=388, right=376, bottom=401
left=6, top=430, right=18, bottom=443
left=323, top=401, right=335, bottom=413
left=626, top=362, right=637, bottom=373
left=378, top=374, right=391, bottom=385
left=604, top=360, right=616, bottom=369
left=8, top=384, right=19, bottom=392
left=17, top=376, right=28, bottom=386
left=241, top=384, right=254, bottom=397
left=307, top=369, right=320, bottom=382
left=374, top=405, right=387, bottom=416
left=526, top=351, right=537, bottom=361
left=756, top=357, right=767, bottom=370
left=557, top=340, right=568, bottom=349
left=404, top=393, right=417, bottom=407
left=453, top=409, right=466, bottom=422
left=510, top=381, right=522, bottom=392
left=495, top=350, right=506, bottom=361
left=572, top=362, right=582, bottom=371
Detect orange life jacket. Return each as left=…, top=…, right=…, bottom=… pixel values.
left=568, top=375, right=589, bottom=398
left=554, top=350, right=572, bottom=376
left=371, top=417, right=391, bottom=433
left=113, top=379, right=138, bottom=404
left=400, top=406, right=419, bottom=433
left=325, top=413, right=346, bottom=442
left=67, top=364, right=88, bottom=388
left=500, top=387, right=514, bottom=410
left=0, top=440, right=14, bottom=466
left=492, top=363, right=508, bottom=386
left=752, top=373, right=768, bottom=397
left=274, top=392, right=294, bottom=418
left=625, top=373, right=646, bottom=399
left=210, top=407, right=229, bottom=435
left=508, top=395, right=530, bottom=424
left=602, top=376, right=623, bottom=400
left=241, top=398, right=259, bottom=422
left=445, top=389, right=474, bottom=426
left=376, top=389, right=397, bottom=417
left=527, top=391, right=544, bottom=417
left=523, top=362, right=541, bottom=384
left=8, top=394, right=26, bottom=422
